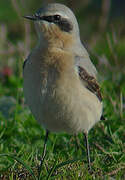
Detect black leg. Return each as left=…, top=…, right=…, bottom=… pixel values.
left=84, top=131, right=91, bottom=171
left=38, top=130, right=49, bottom=179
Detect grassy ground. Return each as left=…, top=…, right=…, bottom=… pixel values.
left=0, top=1, right=125, bottom=180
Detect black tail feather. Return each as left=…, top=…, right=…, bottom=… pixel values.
left=101, top=115, right=105, bottom=120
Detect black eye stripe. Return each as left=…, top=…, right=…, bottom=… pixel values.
left=42, top=16, right=54, bottom=22
left=34, top=14, right=54, bottom=22
left=53, top=15, right=61, bottom=21
left=35, top=14, right=73, bottom=32
left=41, top=15, right=61, bottom=23
left=58, top=19, right=73, bottom=32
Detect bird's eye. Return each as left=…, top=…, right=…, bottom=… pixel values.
left=54, top=15, right=61, bottom=21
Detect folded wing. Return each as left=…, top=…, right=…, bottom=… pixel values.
left=78, top=66, right=102, bottom=102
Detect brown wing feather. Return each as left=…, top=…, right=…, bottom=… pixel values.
left=78, top=66, right=102, bottom=102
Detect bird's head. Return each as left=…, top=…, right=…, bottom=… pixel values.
left=24, top=3, right=80, bottom=48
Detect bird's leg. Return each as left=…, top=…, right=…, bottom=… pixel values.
left=84, top=131, right=91, bottom=171
left=38, top=130, right=49, bottom=179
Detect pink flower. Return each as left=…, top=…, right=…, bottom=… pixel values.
left=2, top=66, right=12, bottom=77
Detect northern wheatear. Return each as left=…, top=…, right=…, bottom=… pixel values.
left=23, top=3, right=104, bottom=177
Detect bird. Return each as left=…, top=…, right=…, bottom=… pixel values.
left=23, top=3, right=103, bottom=178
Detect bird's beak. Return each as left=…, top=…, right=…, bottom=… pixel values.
left=23, top=15, right=37, bottom=21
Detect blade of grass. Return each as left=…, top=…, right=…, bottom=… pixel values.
left=0, top=153, right=37, bottom=180
left=55, top=157, right=83, bottom=170
left=47, top=157, right=83, bottom=179
left=47, top=159, right=58, bottom=180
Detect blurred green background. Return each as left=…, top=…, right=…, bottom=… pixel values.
left=0, top=0, right=125, bottom=179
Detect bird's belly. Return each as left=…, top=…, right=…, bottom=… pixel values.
left=24, top=71, right=102, bottom=134
left=29, top=87, right=102, bottom=134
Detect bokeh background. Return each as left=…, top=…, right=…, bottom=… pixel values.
left=0, top=0, right=125, bottom=179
